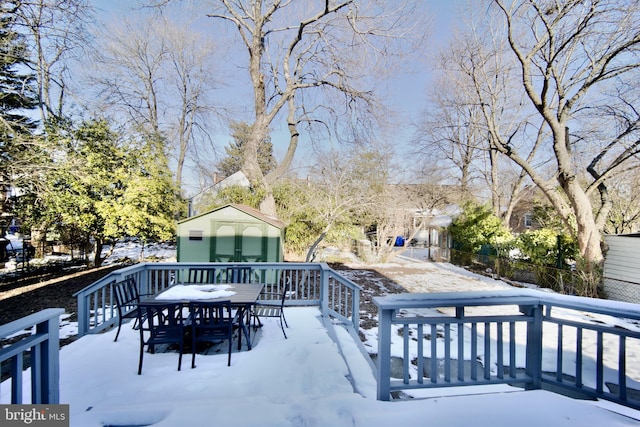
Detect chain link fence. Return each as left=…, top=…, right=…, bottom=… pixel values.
left=602, top=277, right=640, bottom=304
left=450, top=249, right=602, bottom=298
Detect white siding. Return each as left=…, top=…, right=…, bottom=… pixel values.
left=604, top=235, right=640, bottom=283
left=603, top=234, right=640, bottom=303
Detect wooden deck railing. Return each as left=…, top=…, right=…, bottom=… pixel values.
left=74, top=262, right=361, bottom=338
left=374, top=290, right=640, bottom=409
left=0, top=308, right=64, bottom=404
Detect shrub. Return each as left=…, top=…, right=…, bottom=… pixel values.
left=449, top=202, right=512, bottom=254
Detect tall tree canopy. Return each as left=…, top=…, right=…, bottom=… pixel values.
left=491, top=0, right=640, bottom=266
left=433, top=0, right=640, bottom=268
left=169, top=0, right=425, bottom=216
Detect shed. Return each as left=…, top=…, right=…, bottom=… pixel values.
left=603, top=233, right=640, bottom=303
left=177, top=204, right=285, bottom=263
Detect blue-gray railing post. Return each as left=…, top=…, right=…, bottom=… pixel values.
left=352, top=283, right=361, bottom=331
left=376, top=305, right=393, bottom=401
left=521, top=303, right=543, bottom=390
left=34, top=312, right=61, bottom=403
left=136, top=264, right=148, bottom=295
left=0, top=308, right=64, bottom=404
left=77, top=291, right=88, bottom=337
left=319, top=264, right=330, bottom=317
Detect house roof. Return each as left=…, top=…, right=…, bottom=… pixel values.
left=178, top=203, right=285, bottom=229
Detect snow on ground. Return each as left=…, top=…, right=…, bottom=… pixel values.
left=7, top=307, right=637, bottom=427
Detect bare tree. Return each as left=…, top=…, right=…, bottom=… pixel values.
left=414, top=79, right=486, bottom=197
left=306, top=144, right=414, bottom=262
left=162, top=23, right=223, bottom=192
left=12, top=0, right=93, bottom=121
left=183, top=0, right=426, bottom=216
left=87, top=13, right=221, bottom=193
left=602, top=168, right=640, bottom=235
left=482, top=0, right=640, bottom=266
left=417, top=21, right=534, bottom=227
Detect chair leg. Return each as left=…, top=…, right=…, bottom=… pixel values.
left=252, top=312, right=263, bottom=330
left=138, top=344, right=144, bottom=375
left=191, top=334, right=197, bottom=369
left=114, top=318, right=123, bottom=342
left=281, top=310, right=289, bottom=328
left=279, top=316, right=287, bottom=339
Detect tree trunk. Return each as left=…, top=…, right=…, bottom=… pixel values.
left=31, top=226, right=47, bottom=259
left=93, top=239, right=104, bottom=268
left=259, top=190, right=277, bottom=217
left=561, top=177, right=603, bottom=267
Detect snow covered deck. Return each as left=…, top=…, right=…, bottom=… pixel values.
left=49, top=307, right=640, bottom=426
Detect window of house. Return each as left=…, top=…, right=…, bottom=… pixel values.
left=188, top=230, right=203, bottom=241
left=524, top=213, right=533, bottom=228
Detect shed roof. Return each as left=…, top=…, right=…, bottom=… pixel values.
left=606, top=233, right=640, bottom=238
left=179, top=203, right=285, bottom=229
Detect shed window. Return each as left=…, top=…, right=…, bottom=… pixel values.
left=189, top=230, right=203, bottom=241
left=524, top=213, right=533, bottom=228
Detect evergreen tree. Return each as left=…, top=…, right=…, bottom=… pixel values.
left=110, top=134, right=185, bottom=259
left=0, top=1, right=38, bottom=236
left=216, top=121, right=276, bottom=178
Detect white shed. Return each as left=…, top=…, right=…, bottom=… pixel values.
left=603, top=233, right=640, bottom=303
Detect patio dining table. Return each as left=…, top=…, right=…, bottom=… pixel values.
left=154, top=282, right=264, bottom=350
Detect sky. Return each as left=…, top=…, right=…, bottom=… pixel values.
left=2, top=244, right=640, bottom=426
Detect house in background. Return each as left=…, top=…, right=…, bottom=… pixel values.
left=177, top=204, right=285, bottom=264
left=188, top=171, right=251, bottom=217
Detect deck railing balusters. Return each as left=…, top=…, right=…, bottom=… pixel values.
left=619, top=336, right=627, bottom=401
left=596, top=331, right=604, bottom=394
left=75, top=262, right=361, bottom=336
left=374, top=291, right=640, bottom=409
left=430, top=324, right=438, bottom=383
left=497, top=322, right=504, bottom=380
left=458, top=322, right=465, bottom=381
left=484, top=322, right=491, bottom=380
left=509, top=322, right=516, bottom=379
left=576, top=328, right=583, bottom=388
left=417, top=323, right=424, bottom=384
left=557, top=324, right=564, bottom=382
left=471, top=323, right=478, bottom=381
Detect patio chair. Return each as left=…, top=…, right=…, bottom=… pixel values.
left=189, top=300, right=239, bottom=367
left=187, top=267, right=216, bottom=283
left=136, top=301, right=186, bottom=375
left=224, top=266, right=253, bottom=283
left=113, top=277, right=153, bottom=342
left=252, top=278, right=290, bottom=339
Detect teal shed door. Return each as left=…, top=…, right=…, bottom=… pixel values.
left=211, top=221, right=267, bottom=262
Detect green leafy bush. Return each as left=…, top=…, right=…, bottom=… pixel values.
left=449, top=202, right=512, bottom=254
left=516, top=228, right=577, bottom=268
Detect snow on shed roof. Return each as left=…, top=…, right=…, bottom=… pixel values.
left=178, top=203, right=285, bottom=229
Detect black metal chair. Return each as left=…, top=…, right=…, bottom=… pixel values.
left=113, top=277, right=153, bottom=342
left=224, top=266, right=253, bottom=283
left=188, top=268, right=216, bottom=283
left=253, top=278, right=290, bottom=339
left=136, top=301, right=186, bottom=375
left=189, top=300, right=239, bottom=367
